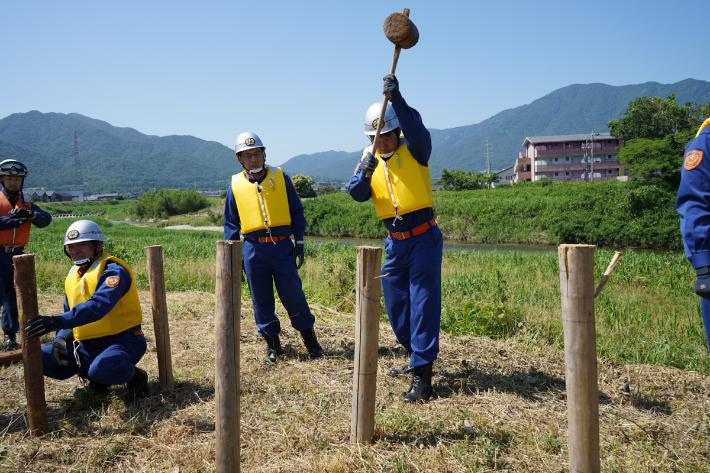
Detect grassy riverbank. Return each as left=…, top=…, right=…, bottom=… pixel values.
left=303, top=180, right=681, bottom=250
left=24, top=219, right=708, bottom=374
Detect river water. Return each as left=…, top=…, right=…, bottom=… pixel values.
left=162, top=225, right=556, bottom=254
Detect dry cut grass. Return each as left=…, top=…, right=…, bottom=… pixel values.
left=1, top=291, right=709, bottom=472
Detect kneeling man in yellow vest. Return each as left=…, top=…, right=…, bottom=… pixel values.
left=25, top=220, right=149, bottom=401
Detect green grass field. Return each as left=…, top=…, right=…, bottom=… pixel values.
left=23, top=218, right=709, bottom=374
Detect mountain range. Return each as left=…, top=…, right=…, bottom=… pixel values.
left=1, top=78, right=709, bottom=192
left=281, top=79, right=710, bottom=181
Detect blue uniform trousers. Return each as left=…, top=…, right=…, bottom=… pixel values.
left=381, top=225, right=443, bottom=369
left=0, top=248, right=22, bottom=337
left=243, top=238, right=315, bottom=337
left=41, top=328, right=147, bottom=385
left=699, top=297, right=710, bottom=351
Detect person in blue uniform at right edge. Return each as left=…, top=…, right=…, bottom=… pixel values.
left=676, top=116, right=710, bottom=352
left=349, top=74, right=442, bottom=403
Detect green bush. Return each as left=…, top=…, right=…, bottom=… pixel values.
left=133, top=189, right=210, bottom=220
left=303, top=181, right=682, bottom=249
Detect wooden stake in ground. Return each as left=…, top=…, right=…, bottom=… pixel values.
left=13, top=253, right=48, bottom=436
left=594, top=251, right=622, bottom=298
left=558, top=244, right=600, bottom=473
left=350, top=246, right=382, bottom=444
left=145, top=245, right=174, bottom=390
left=214, top=240, right=242, bottom=473
left=0, top=348, right=22, bottom=367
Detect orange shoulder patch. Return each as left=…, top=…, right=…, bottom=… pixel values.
left=105, top=275, right=121, bottom=288
left=684, top=149, right=704, bottom=170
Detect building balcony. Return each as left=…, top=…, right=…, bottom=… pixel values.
left=533, top=147, right=619, bottom=158
left=515, top=171, right=531, bottom=182
left=514, top=157, right=531, bottom=172
left=535, top=161, right=622, bottom=173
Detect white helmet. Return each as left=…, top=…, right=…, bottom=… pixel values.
left=64, top=220, right=105, bottom=245
left=363, top=102, right=400, bottom=136
left=234, top=132, right=265, bottom=155
left=0, top=159, right=28, bottom=177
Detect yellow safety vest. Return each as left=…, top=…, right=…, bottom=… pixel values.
left=231, top=166, right=292, bottom=234
left=696, top=117, right=710, bottom=137
left=65, top=255, right=142, bottom=341
left=369, top=143, right=433, bottom=220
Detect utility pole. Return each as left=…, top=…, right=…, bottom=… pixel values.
left=72, top=131, right=85, bottom=198
left=484, top=138, right=493, bottom=188
left=484, top=138, right=493, bottom=174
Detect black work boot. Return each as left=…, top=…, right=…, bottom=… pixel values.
left=263, top=334, right=283, bottom=363
left=403, top=363, right=434, bottom=403
left=300, top=328, right=324, bottom=359
left=388, top=349, right=413, bottom=377
left=3, top=333, right=19, bottom=351
left=125, top=367, right=149, bottom=402
left=88, top=380, right=110, bottom=396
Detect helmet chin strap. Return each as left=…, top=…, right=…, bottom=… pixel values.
left=64, top=243, right=103, bottom=268
left=248, top=166, right=264, bottom=174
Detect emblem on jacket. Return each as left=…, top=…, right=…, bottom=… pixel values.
left=685, top=150, right=704, bottom=170
left=105, top=276, right=121, bottom=288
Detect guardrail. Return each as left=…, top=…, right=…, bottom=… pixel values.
left=50, top=211, right=105, bottom=218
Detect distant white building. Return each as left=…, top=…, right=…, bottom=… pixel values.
left=493, top=165, right=515, bottom=187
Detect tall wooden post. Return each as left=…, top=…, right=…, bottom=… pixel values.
left=13, top=254, right=48, bottom=436
left=215, top=240, right=242, bottom=473
left=558, top=244, right=600, bottom=473
left=145, top=245, right=174, bottom=389
left=350, top=246, right=382, bottom=444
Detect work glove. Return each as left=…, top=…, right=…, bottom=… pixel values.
left=695, top=266, right=710, bottom=298
left=294, top=242, right=305, bottom=269
left=25, top=315, right=62, bottom=338
left=361, top=152, right=378, bottom=174
left=51, top=337, right=71, bottom=367
left=383, top=74, right=399, bottom=100
left=9, top=207, right=34, bottom=222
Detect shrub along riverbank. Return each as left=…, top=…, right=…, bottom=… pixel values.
left=25, top=219, right=707, bottom=374
left=303, top=180, right=681, bottom=250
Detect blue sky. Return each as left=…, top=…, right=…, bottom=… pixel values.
left=1, top=0, right=707, bottom=164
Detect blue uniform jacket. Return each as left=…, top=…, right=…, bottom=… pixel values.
left=348, top=91, right=434, bottom=232
left=223, top=169, right=306, bottom=242
left=677, top=124, right=710, bottom=269
left=0, top=190, right=52, bottom=234
left=54, top=263, right=133, bottom=340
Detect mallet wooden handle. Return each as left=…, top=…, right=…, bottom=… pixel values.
left=365, top=8, right=410, bottom=179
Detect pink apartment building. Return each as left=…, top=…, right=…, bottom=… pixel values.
left=513, top=133, right=625, bottom=183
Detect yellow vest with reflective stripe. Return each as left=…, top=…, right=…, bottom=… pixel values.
left=369, top=143, right=433, bottom=220
left=696, top=117, right=710, bottom=137
left=65, top=255, right=142, bottom=341
left=231, top=166, right=292, bottom=234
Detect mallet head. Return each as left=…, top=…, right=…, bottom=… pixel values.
left=383, top=11, right=419, bottom=49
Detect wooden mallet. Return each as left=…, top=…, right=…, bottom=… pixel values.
left=365, top=8, right=419, bottom=178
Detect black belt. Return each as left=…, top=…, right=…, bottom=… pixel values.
left=0, top=246, right=22, bottom=253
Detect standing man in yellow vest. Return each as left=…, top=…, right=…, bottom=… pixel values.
left=0, top=159, right=52, bottom=351
left=348, top=74, right=442, bottom=403
left=223, top=132, right=324, bottom=363
left=25, top=220, right=149, bottom=401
